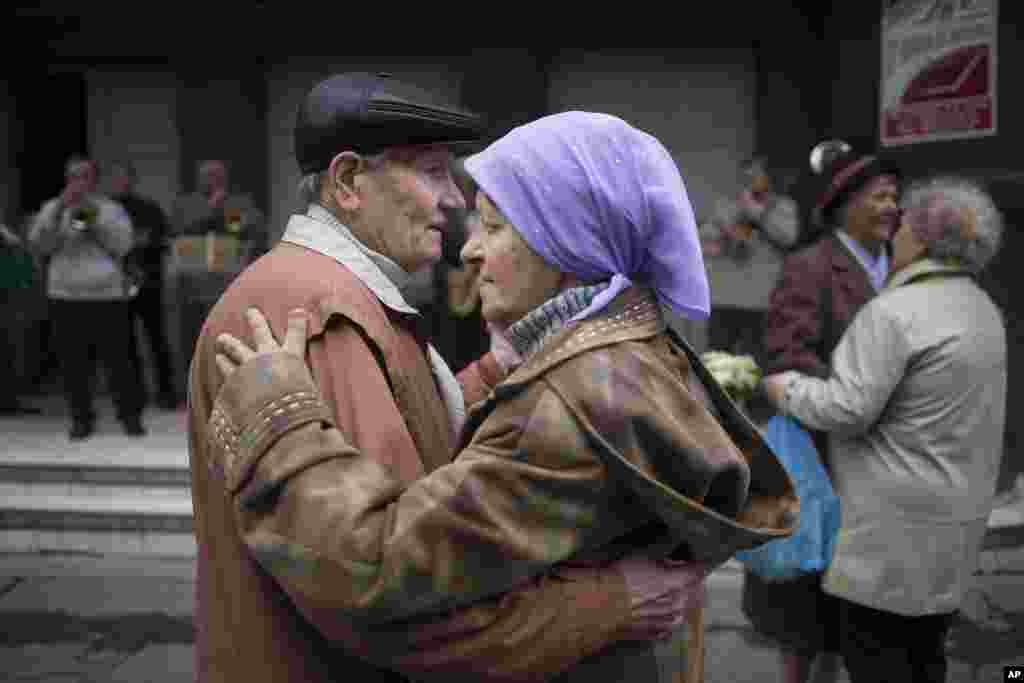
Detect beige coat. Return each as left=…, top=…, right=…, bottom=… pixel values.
left=783, top=259, right=1008, bottom=616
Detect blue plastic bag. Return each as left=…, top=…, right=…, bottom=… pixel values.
left=734, top=415, right=840, bottom=580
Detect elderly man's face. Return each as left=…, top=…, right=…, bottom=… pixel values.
left=842, top=175, right=900, bottom=247
left=66, top=161, right=97, bottom=196
left=198, top=161, right=227, bottom=195
left=354, top=146, right=466, bottom=273
left=461, top=193, right=564, bottom=327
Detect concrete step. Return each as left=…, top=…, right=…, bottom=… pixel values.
left=0, top=489, right=195, bottom=557
left=0, top=428, right=195, bottom=557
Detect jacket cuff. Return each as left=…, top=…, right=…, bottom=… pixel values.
left=209, top=352, right=333, bottom=492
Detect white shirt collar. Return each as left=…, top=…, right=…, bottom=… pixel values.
left=836, top=229, right=889, bottom=292
left=279, top=204, right=467, bottom=436
left=280, top=204, right=418, bottom=315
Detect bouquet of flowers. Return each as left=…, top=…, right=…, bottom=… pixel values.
left=700, top=351, right=761, bottom=404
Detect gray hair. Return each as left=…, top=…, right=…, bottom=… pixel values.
left=296, top=150, right=390, bottom=206
left=65, top=155, right=96, bottom=178
left=901, top=176, right=1003, bottom=273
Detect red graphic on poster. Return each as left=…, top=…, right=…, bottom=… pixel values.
left=883, top=44, right=993, bottom=143
left=880, top=0, right=998, bottom=146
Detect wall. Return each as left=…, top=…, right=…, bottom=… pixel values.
left=86, top=70, right=180, bottom=213
left=176, top=67, right=269, bottom=220
left=0, top=78, right=18, bottom=226
left=546, top=49, right=757, bottom=223
left=821, top=1, right=1022, bottom=178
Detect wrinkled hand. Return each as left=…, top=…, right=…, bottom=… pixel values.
left=737, top=189, right=766, bottom=219
left=487, top=321, right=523, bottom=372
left=614, top=556, right=710, bottom=641
left=761, top=373, right=790, bottom=409
left=215, top=307, right=309, bottom=380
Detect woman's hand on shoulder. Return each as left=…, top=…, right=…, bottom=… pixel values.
left=215, top=307, right=309, bottom=380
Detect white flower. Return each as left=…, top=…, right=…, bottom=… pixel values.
left=700, top=351, right=762, bottom=403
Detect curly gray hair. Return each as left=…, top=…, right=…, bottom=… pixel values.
left=900, top=176, right=1003, bottom=273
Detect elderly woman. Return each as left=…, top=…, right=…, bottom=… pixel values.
left=211, top=112, right=797, bottom=681
left=762, top=176, right=1007, bottom=683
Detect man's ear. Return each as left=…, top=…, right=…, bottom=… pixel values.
left=327, top=152, right=366, bottom=212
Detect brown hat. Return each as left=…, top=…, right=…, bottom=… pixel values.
left=294, top=72, right=487, bottom=174
left=811, top=140, right=901, bottom=226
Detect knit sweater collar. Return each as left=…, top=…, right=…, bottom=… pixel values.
left=505, top=282, right=609, bottom=361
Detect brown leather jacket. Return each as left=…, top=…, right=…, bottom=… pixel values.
left=201, top=282, right=798, bottom=681
left=189, top=243, right=644, bottom=682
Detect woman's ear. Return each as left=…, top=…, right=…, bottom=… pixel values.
left=327, top=152, right=365, bottom=212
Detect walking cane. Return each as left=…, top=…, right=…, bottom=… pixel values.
left=680, top=604, right=705, bottom=683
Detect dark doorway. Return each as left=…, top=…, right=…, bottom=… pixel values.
left=978, top=183, right=1024, bottom=493
left=16, top=68, right=89, bottom=217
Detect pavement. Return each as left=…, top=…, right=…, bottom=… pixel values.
left=1, top=394, right=1022, bottom=681
left=1, top=551, right=1022, bottom=683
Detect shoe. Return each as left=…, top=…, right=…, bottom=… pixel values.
left=122, top=418, right=147, bottom=437
left=0, top=400, right=42, bottom=415
left=69, top=422, right=94, bottom=441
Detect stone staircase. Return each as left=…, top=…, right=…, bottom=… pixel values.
left=1, top=396, right=1023, bottom=563
left=0, top=403, right=195, bottom=557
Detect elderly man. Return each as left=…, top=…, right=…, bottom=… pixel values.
left=0, top=216, right=40, bottom=415
left=170, top=158, right=267, bottom=376
left=106, top=160, right=180, bottom=410
left=28, top=156, right=145, bottom=439
left=187, top=73, right=703, bottom=682
left=763, top=176, right=1007, bottom=683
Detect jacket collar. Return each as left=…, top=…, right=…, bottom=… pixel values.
left=886, top=258, right=972, bottom=290
left=501, top=287, right=664, bottom=389
left=828, top=233, right=880, bottom=292
left=280, top=204, right=418, bottom=315
left=835, top=229, right=889, bottom=291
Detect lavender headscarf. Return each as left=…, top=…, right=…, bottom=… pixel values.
left=463, top=111, right=709, bottom=322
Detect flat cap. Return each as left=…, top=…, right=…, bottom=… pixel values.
left=294, top=72, right=486, bottom=174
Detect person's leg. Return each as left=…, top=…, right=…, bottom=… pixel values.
left=807, top=651, right=842, bottom=683
left=97, top=300, right=146, bottom=434
left=138, top=284, right=179, bottom=407
left=0, top=291, right=25, bottom=411
left=837, top=597, right=913, bottom=683
left=178, top=290, right=208, bottom=387
left=126, top=294, right=149, bottom=408
left=779, top=649, right=814, bottom=683
left=909, top=612, right=954, bottom=683
left=52, top=300, right=96, bottom=437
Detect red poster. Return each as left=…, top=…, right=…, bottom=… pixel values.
left=880, top=0, right=998, bottom=146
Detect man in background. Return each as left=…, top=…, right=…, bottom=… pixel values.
left=169, top=159, right=266, bottom=378
left=106, top=160, right=181, bottom=410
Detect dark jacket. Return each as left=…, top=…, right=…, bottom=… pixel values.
left=763, top=233, right=880, bottom=378
left=112, top=191, right=171, bottom=281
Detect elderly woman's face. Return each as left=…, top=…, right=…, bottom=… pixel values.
left=890, top=210, right=928, bottom=273
left=461, top=193, right=565, bottom=327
